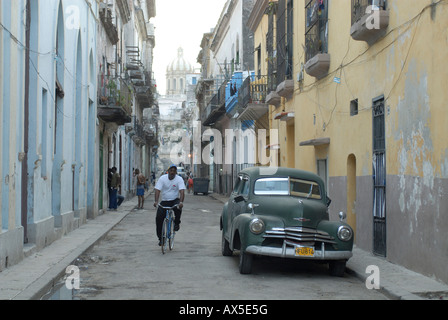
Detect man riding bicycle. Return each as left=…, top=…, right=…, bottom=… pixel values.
left=154, top=165, right=186, bottom=246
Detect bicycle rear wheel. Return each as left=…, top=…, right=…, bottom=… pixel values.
left=169, top=217, right=175, bottom=251
left=161, top=218, right=168, bottom=254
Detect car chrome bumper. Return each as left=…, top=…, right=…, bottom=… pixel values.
left=245, top=244, right=353, bottom=261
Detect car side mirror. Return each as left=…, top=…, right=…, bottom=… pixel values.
left=233, top=195, right=246, bottom=203
left=326, top=196, right=332, bottom=207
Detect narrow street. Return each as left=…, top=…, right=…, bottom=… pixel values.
left=72, top=193, right=388, bottom=300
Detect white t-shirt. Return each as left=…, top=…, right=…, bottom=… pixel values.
left=155, top=174, right=186, bottom=201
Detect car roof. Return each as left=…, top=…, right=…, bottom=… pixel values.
left=239, top=167, right=324, bottom=186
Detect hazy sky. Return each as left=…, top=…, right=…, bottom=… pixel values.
left=152, top=0, right=228, bottom=95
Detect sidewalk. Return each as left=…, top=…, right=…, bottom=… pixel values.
left=0, top=190, right=153, bottom=300
left=208, top=192, right=448, bottom=300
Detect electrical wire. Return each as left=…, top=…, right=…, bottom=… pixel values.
left=292, top=0, right=447, bottom=130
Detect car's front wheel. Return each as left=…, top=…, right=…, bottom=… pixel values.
left=329, top=260, right=346, bottom=277
left=239, top=250, right=253, bottom=274
left=221, top=231, right=233, bottom=256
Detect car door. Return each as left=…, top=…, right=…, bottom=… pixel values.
left=226, top=175, right=242, bottom=236
left=231, top=174, right=250, bottom=221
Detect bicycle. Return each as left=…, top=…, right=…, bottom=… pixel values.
left=158, top=204, right=178, bottom=254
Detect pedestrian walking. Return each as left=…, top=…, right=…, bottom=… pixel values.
left=135, top=169, right=146, bottom=209
left=188, top=176, right=194, bottom=194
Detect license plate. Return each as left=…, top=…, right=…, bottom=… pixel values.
left=295, top=247, right=314, bottom=257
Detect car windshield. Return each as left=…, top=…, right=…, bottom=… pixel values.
left=254, top=177, right=322, bottom=199
left=254, top=178, right=289, bottom=195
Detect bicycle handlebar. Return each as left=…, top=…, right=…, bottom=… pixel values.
left=157, top=204, right=179, bottom=210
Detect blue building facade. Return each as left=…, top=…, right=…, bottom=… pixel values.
left=0, top=0, right=98, bottom=270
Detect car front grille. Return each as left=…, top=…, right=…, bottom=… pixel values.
left=264, top=227, right=336, bottom=245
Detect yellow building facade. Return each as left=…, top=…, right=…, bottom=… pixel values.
left=250, top=0, right=448, bottom=283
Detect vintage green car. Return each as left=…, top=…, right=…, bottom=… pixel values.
left=220, top=167, right=353, bottom=276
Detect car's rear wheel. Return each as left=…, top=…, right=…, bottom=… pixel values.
left=329, top=260, right=346, bottom=277
left=239, top=250, right=253, bottom=274
left=221, top=231, right=232, bottom=256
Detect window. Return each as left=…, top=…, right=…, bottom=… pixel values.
left=352, top=0, right=387, bottom=25
left=305, top=0, right=329, bottom=61
left=266, top=5, right=277, bottom=91
left=350, top=99, right=359, bottom=116
left=276, top=0, right=294, bottom=86
left=290, top=178, right=322, bottom=199
left=233, top=176, right=242, bottom=194
left=240, top=177, right=250, bottom=196
left=254, top=178, right=289, bottom=195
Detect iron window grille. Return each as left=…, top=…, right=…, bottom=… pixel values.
left=305, top=0, right=329, bottom=62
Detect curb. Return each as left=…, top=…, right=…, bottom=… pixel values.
left=21, top=210, right=131, bottom=300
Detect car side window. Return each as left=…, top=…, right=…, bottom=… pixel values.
left=240, top=177, right=250, bottom=197
left=232, top=176, right=242, bottom=194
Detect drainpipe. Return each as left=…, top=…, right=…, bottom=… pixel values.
left=21, top=0, right=31, bottom=243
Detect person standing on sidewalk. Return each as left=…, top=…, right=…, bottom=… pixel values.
left=135, top=169, right=146, bottom=209
left=153, top=165, right=185, bottom=246
left=109, top=167, right=124, bottom=210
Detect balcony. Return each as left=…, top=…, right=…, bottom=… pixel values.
left=99, top=3, right=119, bottom=45
left=305, top=53, right=331, bottom=80
left=236, top=76, right=269, bottom=122
left=276, top=79, right=294, bottom=99
left=350, top=0, right=389, bottom=44
left=304, top=0, right=330, bottom=79
left=135, top=71, right=153, bottom=109
left=202, top=91, right=225, bottom=127
left=225, top=71, right=249, bottom=116
left=126, top=116, right=146, bottom=146
left=97, top=75, right=132, bottom=125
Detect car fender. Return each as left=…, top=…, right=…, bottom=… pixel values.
left=220, top=201, right=229, bottom=233
left=230, top=213, right=264, bottom=252
left=317, top=220, right=354, bottom=251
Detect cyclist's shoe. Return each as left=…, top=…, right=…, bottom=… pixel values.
left=174, top=224, right=180, bottom=232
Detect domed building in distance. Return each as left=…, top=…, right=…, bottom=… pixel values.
left=166, top=47, right=195, bottom=96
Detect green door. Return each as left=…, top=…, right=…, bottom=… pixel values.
left=99, top=132, right=104, bottom=210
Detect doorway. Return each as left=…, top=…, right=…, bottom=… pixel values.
left=347, top=154, right=357, bottom=240
left=372, top=96, right=386, bottom=256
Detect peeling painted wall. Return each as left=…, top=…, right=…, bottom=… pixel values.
left=265, top=0, right=448, bottom=283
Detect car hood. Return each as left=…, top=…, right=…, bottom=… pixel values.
left=252, top=196, right=329, bottom=228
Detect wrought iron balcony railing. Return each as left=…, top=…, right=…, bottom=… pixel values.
left=97, top=75, right=133, bottom=125
left=238, top=75, right=269, bottom=109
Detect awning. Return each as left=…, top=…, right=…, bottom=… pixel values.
left=274, top=112, right=295, bottom=121
left=265, top=144, right=280, bottom=150
left=299, top=138, right=331, bottom=147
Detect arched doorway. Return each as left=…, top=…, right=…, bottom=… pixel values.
left=347, top=154, right=357, bottom=240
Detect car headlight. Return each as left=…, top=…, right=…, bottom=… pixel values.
left=249, top=218, right=265, bottom=235
left=337, top=226, right=353, bottom=241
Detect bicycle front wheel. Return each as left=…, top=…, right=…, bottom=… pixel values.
left=161, top=218, right=169, bottom=254
left=169, top=218, right=175, bottom=251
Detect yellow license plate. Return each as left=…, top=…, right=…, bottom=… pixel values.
left=295, top=247, right=314, bottom=257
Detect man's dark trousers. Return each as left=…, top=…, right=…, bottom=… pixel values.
left=156, top=199, right=182, bottom=240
